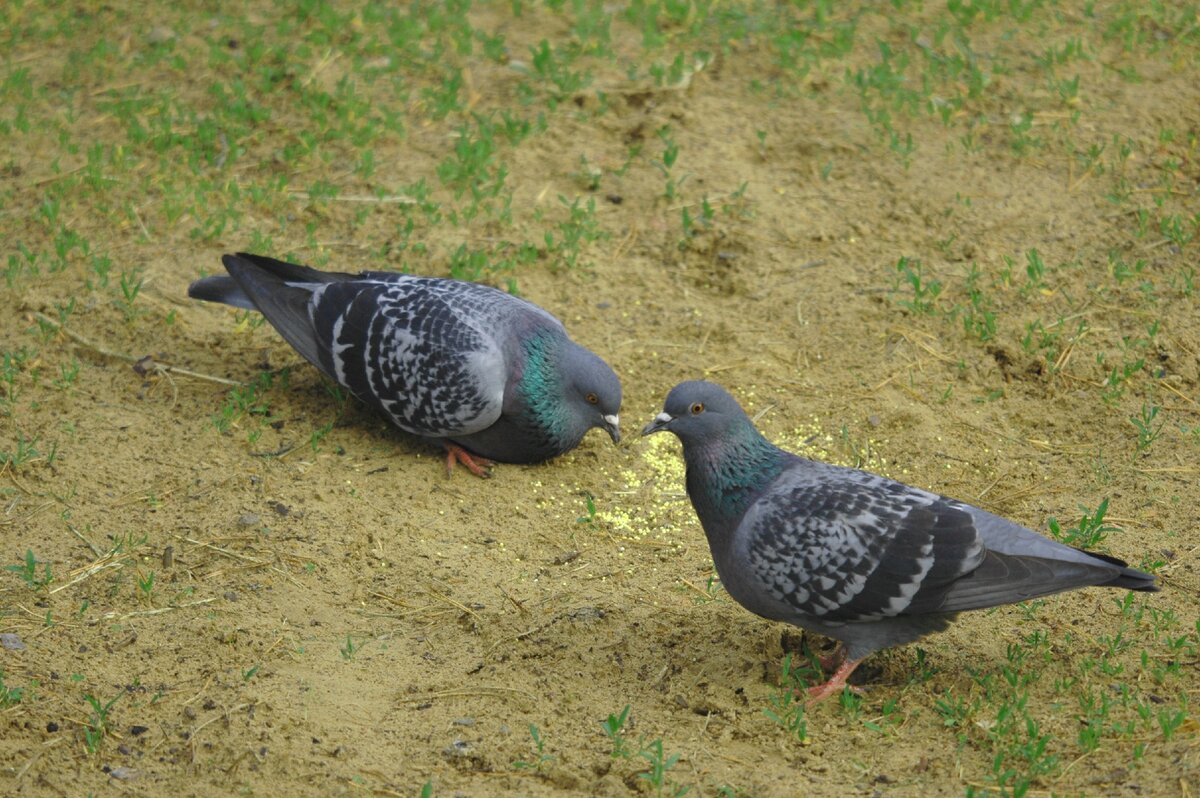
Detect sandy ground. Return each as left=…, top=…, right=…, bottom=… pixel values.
left=2, top=3, right=1198, bottom=796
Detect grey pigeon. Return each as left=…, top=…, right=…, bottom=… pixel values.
left=189, top=253, right=622, bottom=475
left=642, top=381, right=1158, bottom=703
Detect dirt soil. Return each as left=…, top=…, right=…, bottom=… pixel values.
left=2, top=3, right=1198, bottom=797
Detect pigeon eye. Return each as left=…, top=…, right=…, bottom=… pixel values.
left=689, top=402, right=705, bottom=415
left=586, top=392, right=599, bottom=405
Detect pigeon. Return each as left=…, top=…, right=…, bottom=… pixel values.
left=189, top=252, right=622, bottom=475
left=642, top=381, right=1158, bottom=703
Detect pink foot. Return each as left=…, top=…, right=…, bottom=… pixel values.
left=818, top=646, right=847, bottom=673
left=443, top=443, right=494, bottom=478
left=803, top=656, right=866, bottom=707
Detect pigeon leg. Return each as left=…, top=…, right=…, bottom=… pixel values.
left=817, top=644, right=846, bottom=673
left=443, top=443, right=494, bottom=478
left=804, top=656, right=866, bottom=706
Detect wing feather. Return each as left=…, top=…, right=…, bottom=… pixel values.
left=202, top=254, right=562, bottom=439
left=737, top=464, right=985, bottom=623
left=310, top=278, right=514, bottom=437
left=736, top=460, right=1149, bottom=624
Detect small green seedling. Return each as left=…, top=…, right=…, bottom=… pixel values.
left=763, top=654, right=812, bottom=743
left=893, top=256, right=942, bottom=314
left=576, top=492, right=597, bottom=524
left=602, top=704, right=632, bottom=758
left=636, top=737, right=687, bottom=797
left=2, top=432, right=40, bottom=469
left=1129, top=403, right=1164, bottom=456
left=512, top=723, right=554, bottom=771
left=83, top=692, right=121, bottom=754
left=136, top=570, right=155, bottom=602
left=1048, top=498, right=1117, bottom=549
left=5, top=549, right=53, bottom=590
left=0, top=671, right=24, bottom=707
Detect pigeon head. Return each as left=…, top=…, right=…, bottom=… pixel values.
left=562, top=344, right=623, bottom=445
left=640, top=380, right=752, bottom=444
left=520, top=334, right=622, bottom=450
left=642, top=380, right=791, bottom=539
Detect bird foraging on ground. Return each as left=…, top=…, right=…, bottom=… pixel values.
left=642, top=380, right=1158, bottom=704
left=189, top=253, right=622, bottom=475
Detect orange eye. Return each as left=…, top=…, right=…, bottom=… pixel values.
left=690, top=402, right=705, bottom=414
left=586, top=392, right=599, bottom=404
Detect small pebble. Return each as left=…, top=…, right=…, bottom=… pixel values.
left=0, top=633, right=25, bottom=651
left=553, top=550, right=580, bottom=565
left=452, top=717, right=475, bottom=727
left=145, top=26, right=175, bottom=44
left=567, top=606, right=605, bottom=623
left=238, top=513, right=260, bottom=526
left=109, top=767, right=137, bottom=780
left=443, top=740, right=472, bottom=757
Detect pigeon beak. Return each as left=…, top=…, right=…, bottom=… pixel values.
left=640, top=412, right=673, bottom=437
left=602, top=414, right=621, bottom=445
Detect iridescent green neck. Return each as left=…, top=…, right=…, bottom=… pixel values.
left=517, top=330, right=568, bottom=440
left=687, top=425, right=789, bottom=531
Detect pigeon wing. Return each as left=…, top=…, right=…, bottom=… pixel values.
left=308, top=277, right=515, bottom=437
left=738, top=462, right=1150, bottom=622
left=203, top=253, right=567, bottom=440
left=737, top=465, right=985, bottom=623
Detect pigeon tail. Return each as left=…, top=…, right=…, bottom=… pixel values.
left=187, top=275, right=255, bottom=310
left=1071, top=548, right=1158, bottom=592
left=1102, top=568, right=1159, bottom=592
left=226, top=252, right=353, bottom=284
left=215, top=253, right=334, bottom=371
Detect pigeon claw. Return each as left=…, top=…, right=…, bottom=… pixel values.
left=802, top=655, right=865, bottom=707
left=443, top=443, right=494, bottom=478
left=818, top=647, right=847, bottom=673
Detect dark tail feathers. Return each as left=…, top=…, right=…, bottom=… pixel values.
left=223, top=252, right=353, bottom=285
left=188, top=252, right=356, bottom=310
left=1077, top=547, right=1159, bottom=592
left=188, top=252, right=349, bottom=372
left=188, top=275, right=255, bottom=309
left=1102, top=567, right=1159, bottom=593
